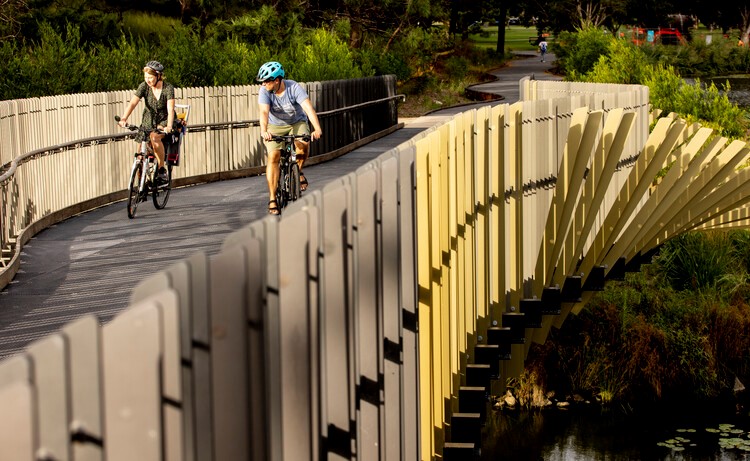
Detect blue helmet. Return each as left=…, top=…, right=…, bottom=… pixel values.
left=257, top=61, right=285, bottom=82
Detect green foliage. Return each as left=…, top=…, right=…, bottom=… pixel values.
left=553, top=28, right=613, bottom=80
left=444, top=55, right=470, bottom=79
left=19, top=22, right=90, bottom=97
left=286, top=29, right=366, bottom=82
left=562, top=31, right=749, bottom=139
left=121, top=11, right=181, bottom=42
left=583, top=38, right=653, bottom=84
left=0, top=20, right=382, bottom=100
left=527, top=230, right=750, bottom=407
left=655, top=232, right=739, bottom=291
left=649, top=40, right=750, bottom=78
left=22, top=0, right=121, bottom=44
left=1, top=9, right=465, bottom=101
left=391, top=26, right=452, bottom=77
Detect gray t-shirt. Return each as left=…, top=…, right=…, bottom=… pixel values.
left=259, top=79, right=309, bottom=126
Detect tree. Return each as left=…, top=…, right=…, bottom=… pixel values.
left=0, top=0, right=27, bottom=39
left=307, top=0, right=448, bottom=50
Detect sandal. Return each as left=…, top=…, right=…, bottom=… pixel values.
left=300, top=174, right=309, bottom=192
left=268, top=200, right=280, bottom=215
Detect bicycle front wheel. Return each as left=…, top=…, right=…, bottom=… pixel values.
left=126, top=162, right=142, bottom=219
left=275, top=164, right=287, bottom=210
left=289, top=163, right=301, bottom=202
left=152, top=164, right=172, bottom=209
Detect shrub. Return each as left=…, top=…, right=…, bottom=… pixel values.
left=554, top=27, right=613, bottom=79
left=527, top=230, right=750, bottom=406
left=574, top=35, right=748, bottom=138
left=584, top=38, right=653, bottom=85
left=285, top=28, right=368, bottom=82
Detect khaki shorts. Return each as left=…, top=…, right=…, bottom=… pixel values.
left=264, top=121, right=310, bottom=153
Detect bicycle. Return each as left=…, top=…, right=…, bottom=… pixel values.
left=115, top=115, right=174, bottom=219
left=270, top=134, right=310, bottom=213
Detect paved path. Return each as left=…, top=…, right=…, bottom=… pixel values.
left=0, top=53, right=560, bottom=359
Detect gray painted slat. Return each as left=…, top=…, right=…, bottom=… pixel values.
left=0, top=381, right=35, bottom=460
left=320, top=181, right=356, bottom=460
left=278, top=208, right=314, bottom=461
left=397, top=145, right=420, bottom=461
left=380, top=155, right=404, bottom=461
left=152, top=289, right=184, bottom=461
left=102, top=302, right=162, bottom=461
left=62, top=316, right=104, bottom=461
left=183, top=251, right=214, bottom=461
left=27, top=333, right=70, bottom=461
left=353, top=167, right=382, bottom=461
left=209, top=247, right=250, bottom=461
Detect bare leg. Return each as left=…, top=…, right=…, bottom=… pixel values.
left=150, top=132, right=166, bottom=168
left=295, top=140, right=310, bottom=190
left=266, top=148, right=281, bottom=201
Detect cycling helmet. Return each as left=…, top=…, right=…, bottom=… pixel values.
left=256, top=61, right=285, bottom=82
left=145, top=60, right=164, bottom=74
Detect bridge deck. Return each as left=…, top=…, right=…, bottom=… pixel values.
left=0, top=54, right=560, bottom=360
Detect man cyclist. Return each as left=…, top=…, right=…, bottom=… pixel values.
left=118, top=60, right=177, bottom=184
left=257, top=61, right=322, bottom=215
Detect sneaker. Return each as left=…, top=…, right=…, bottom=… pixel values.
left=157, top=167, right=169, bottom=184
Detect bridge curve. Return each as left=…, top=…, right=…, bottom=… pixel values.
left=11, top=54, right=741, bottom=461
left=0, top=54, right=559, bottom=359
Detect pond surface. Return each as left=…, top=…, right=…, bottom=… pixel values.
left=707, top=76, right=750, bottom=108
left=482, top=405, right=750, bottom=460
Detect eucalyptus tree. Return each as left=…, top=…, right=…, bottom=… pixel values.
left=0, top=0, right=27, bottom=39
left=307, top=0, right=449, bottom=50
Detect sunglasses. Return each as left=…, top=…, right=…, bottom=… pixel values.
left=263, top=79, right=275, bottom=84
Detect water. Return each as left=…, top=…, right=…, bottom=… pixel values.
left=707, top=76, right=750, bottom=108
left=482, top=405, right=750, bottom=460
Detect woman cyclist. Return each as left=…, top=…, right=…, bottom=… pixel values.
left=257, top=61, right=322, bottom=215
left=118, top=60, right=177, bottom=184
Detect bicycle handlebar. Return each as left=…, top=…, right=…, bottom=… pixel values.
left=269, top=134, right=311, bottom=143
left=114, top=115, right=167, bottom=135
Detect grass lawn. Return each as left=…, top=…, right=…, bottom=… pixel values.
left=469, top=25, right=543, bottom=52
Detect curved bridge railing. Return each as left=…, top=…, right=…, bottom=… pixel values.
left=0, top=76, right=401, bottom=288
left=2, top=78, right=750, bottom=461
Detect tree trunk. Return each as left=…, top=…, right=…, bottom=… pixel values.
left=495, top=3, right=508, bottom=55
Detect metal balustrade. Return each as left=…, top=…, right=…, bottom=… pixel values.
left=2, top=78, right=750, bottom=461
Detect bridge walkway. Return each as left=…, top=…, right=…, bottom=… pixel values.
left=0, top=53, right=560, bottom=359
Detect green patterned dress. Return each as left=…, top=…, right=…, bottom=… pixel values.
left=133, top=81, right=175, bottom=142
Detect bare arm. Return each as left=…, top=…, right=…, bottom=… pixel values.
left=300, top=99, right=322, bottom=141
left=165, top=98, right=176, bottom=132
left=259, top=103, right=271, bottom=140
left=119, top=95, right=141, bottom=127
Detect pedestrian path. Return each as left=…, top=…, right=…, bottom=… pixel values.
left=0, top=53, right=561, bottom=359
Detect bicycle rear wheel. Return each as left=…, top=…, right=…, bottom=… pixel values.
left=127, top=163, right=142, bottom=219
left=152, top=164, right=172, bottom=209
left=289, top=163, right=301, bottom=202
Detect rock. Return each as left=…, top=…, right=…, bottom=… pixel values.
left=735, top=377, right=745, bottom=393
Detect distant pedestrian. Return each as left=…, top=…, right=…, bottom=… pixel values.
left=539, top=39, right=548, bottom=62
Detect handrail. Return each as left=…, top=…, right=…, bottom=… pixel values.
left=0, top=94, right=406, bottom=186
